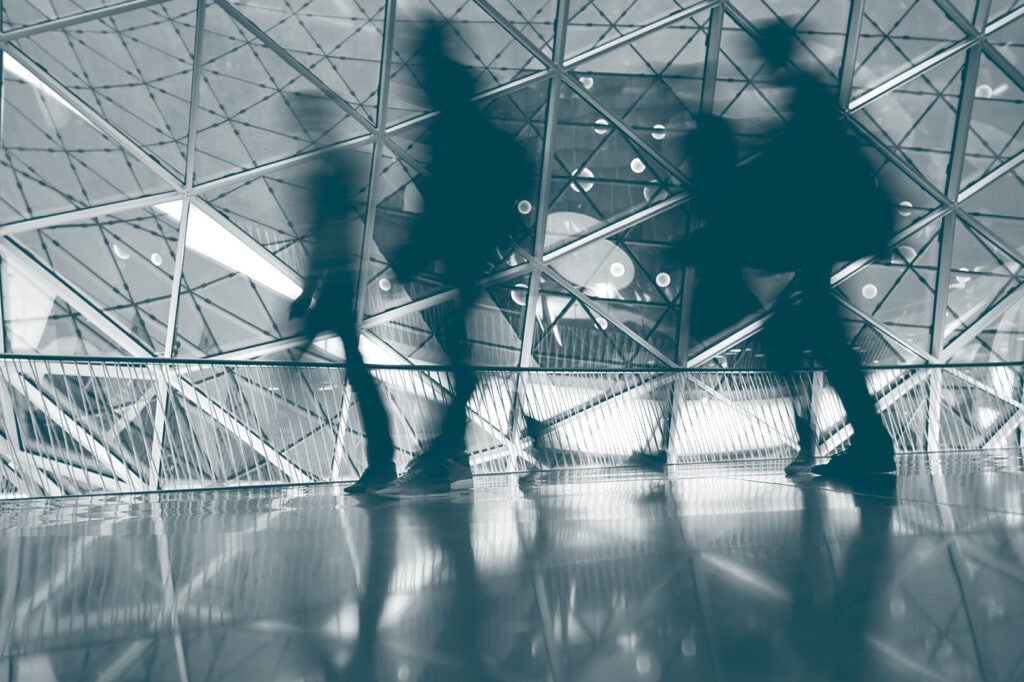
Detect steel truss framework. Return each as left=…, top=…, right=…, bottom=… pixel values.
left=0, top=0, right=1023, bottom=497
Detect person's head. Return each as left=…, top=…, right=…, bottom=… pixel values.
left=757, top=20, right=795, bottom=73
left=417, top=19, right=475, bottom=111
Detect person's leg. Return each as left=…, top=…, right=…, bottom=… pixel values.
left=765, top=289, right=817, bottom=473
left=322, top=289, right=396, bottom=493
left=804, top=283, right=895, bottom=475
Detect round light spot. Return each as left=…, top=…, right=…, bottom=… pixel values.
left=378, top=277, right=392, bottom=292
left=112, top=243, right=131, bottom=261
left=630, top=157, right=646, bottom=174
left=898, top=200, right=913, bottom=217
left=643, top=185, right=667, bottom=202
left=636, top=654, right=653, bottom=675
left=517, top=199, right=533, bottom=214
left=656, top=272, right=671, bottom=288
left=595, top=316, right=608, bottom=330
left=651, top=124, right=667, bottom=141
left=594, top=118, right=611, bottom=135
left=892, top=244, right=917, bottom=265
left=571, top=167, right=595, bottom=193
left=610, top=261, right=626, bottom=278
left=862, top=283, right=878, bottom=299
left=889, top=597, right=906, bottom=617
left=681, top=637, right=697, bottom=657
left=579, top=75, right=594, bottom=90
left=150, top=252, right=163, bottom=267
left=511, top=283, right=528, bottom=306
left=397, top=664, right=410, bottom=681
left=975, top=83, right=994, bottom=98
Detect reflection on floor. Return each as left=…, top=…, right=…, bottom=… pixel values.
left=1, top=453, right=1022, bottom=681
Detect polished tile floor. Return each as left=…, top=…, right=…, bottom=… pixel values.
left=1, top=453, right=1023, bottom=681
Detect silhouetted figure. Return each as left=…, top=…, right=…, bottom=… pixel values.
left=290, top=132, right=396, bottom=494
left=380, top=21, right=532, bottom=496
left=680, top=22, right=896, bottom=478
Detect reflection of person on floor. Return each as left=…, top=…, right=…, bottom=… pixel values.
left=328, top=497, right=400, bottom=680
left=679, top=20, right=897, bottom=478
left=787, top=477, right=896, bottom=681
left=381, top=20, right=532, bottom=497
left=289, top=108, right=396, bottom=494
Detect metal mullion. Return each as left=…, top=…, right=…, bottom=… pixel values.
left=518, top=0, right=567, bottom=367
left=932, top=45, right=983, bottom=358
left=838, top=0, right=867, bottom=109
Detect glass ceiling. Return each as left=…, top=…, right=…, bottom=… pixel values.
left=0, top=0, right=1022, bottom=368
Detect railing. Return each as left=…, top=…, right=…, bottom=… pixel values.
left=0, top=354, right=1022, bottom=498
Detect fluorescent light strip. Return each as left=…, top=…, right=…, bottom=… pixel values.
left=155, top=201, right=302, bottom=300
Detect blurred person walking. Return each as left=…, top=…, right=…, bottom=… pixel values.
left=380, top=21, right=532, bottom=496
left=290, top=99, right=396, bottom=494
left=679, top=21, right=896, bottom=479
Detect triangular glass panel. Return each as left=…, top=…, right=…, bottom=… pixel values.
left=943, top=219, right=1024, bottom=343
left=713, top=15, right=792, bottom=155
left=385, top=2, right=546, bottom=126
left=961, top=169, right=1024, bottom=282
left=528, top=276, right=670, bottom=367
left=836, top=214, right=943, bottom=355
left=194, top=2, right=370, bottom=183
left=569, top=10, right=711, bottom=168
left=729, top=0, right=852, bottom=84
left=1, top=256, right=128, bottom=356
left=11, top=0, right=198, bottom=179
left=472, top=275, right=531, bottom=365
left=852, top=0, right=966, bottom=98
left=173, top=207, right=301, bottom=357
left=2, top=0, right=129, bottom=30
left=565, top=0, right=700, bottom=59
left=11, top=207, right=180, bottom=355
left=487, top=0, right=558, bottom=57
left=989, top=14, right=1023, bottom=70
left=200, top=142, right=374, bottom=277
left=853, top=51, right=965, bottom=191
left=961, top=54, right=1024, bottom=189
left=232, top=0, right=387, bottom=123
left=950, top=294, right=1024, bottom=362
left=545, top=84, right=682, bottom=246
left=0, top=56, right=173, bottom=225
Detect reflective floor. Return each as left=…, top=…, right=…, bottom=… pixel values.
left=1, top=453, right=1023, bottom=681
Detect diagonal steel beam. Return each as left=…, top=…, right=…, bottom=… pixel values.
left=957, top=148, right=1024, bottom=203
left=838, top=0, right=866, bottom=109
left=0, top=193, right=181, bottom=236
left=0, top=0, right=169, bottom=42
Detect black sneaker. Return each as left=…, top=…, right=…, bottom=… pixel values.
left=377, top=458, right=452, bottom=497
left=344, top=463, right=397, bottom=495
left=811, top=453, right=896, bottom=478
left=785, top=415, right=816, bottom=476
left=624, top=450, right=668, bottom=471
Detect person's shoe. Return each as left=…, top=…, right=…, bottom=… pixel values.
left=343, top=463, right=397, bottom=494
left=784, top=452, right=815, bottom=476
left=448, top=457, right=473, bottom=491
left=785, top=414, right=816, bottom=476
left=377, top=458, right=452, bottom=497
left=811, top=451, right=896, bottom=478
left=624, top=450, right=668, bottom=471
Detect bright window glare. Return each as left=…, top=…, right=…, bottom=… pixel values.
left=155, top=201, right=302, bottom=300
left=2, top=54, right=93, bottom=124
